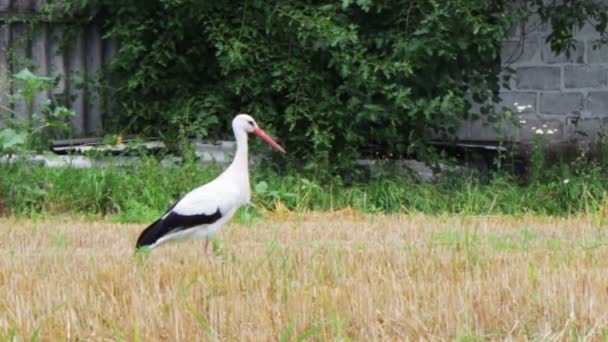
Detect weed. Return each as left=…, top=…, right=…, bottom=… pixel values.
left=577, top=236, right=608, bottom=250
left=134, top=246, right=152, bottom=258
left=234, top=206, right=262, bottom=224
left=489, top=233, right=520, bottom=251
left=490, top=227, right=539, bottom=252
left=431, top=228, right=479, bottom=250
left=279, top=322, right=294, bottom=342
left=185, top=304, right=219, bottom=341
left=49, top=232, right=68, bottom=253
left=546, top=238, right=562, bottom=251
left=0, top=68, right=74, bottom=157
left=528, top=262, right=538, bottom=303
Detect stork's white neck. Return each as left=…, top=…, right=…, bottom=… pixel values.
left=226, top=128, right=249, bottom=176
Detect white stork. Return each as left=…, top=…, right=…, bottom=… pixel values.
left=135, top=114, right=285, bottom=252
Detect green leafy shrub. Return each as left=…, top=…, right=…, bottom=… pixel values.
left=36, top=0, right=608, bottom=176
left=34, top=0, right=504, bottom=174
left=0, top=68, right=74, bottom=156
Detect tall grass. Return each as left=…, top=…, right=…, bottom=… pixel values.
left=0, top=157, right=222, bottom=220
left=1, top=152, right=608, bottom=220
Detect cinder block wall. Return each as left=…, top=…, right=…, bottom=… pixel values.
left=458, top=17, right=608, bottom=147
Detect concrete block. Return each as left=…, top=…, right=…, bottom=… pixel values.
left=501, top=40, right=538, bottom=65
left=571, top=117, right=608, bottom=141
left=521, top=14, right=548, bottom=38
left=456, top=113, right=564, bottom=143
left=498, top=92, right=537, bottom=114
left=0, top=24, right=7, bottom=108
left=564, top=65, right=608, bottom=88
left=516, top=67, right=561, bottom=90
left=498, top=69, right=516, bottom=91
left=542, top=40, right=585, bottom=64
left=509, top=116, right=563, bottom=142
left=459, top=109, right=560, bottom=141
left=67, top=31, right=86, bottom=134
left=586, top=91, right=608, bottom=116
left=505, top=24, right=520, bottom=39
left=573, top=22, right=605, bottom=39
left=587, top=41, right=608, bottom=63
left=540, top=92, right=583, bottom=115
left=460, top=119, right=500, bottom=141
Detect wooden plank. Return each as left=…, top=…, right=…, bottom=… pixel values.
left=102, top=36, right=117, bottom=121
left=12, top=0, right=31, bottom=11
left=53, top=140, right=165, bottom=154
left=0, top=23, right=9, bottom=111
left=52, top=136, right=106, bottom=147
left=48, top=25, right=65, bottom=102
left=102, top=36, right=118, bottom=65
left=11, top=23, right=29, bottom=121
left=52, top=134, right=144, bottom=147
left=0, top=0, right=11, bottom=12
left=32, top=0, right=44, bottom=12
left=31, top=24, right=48, bottom=115
left=47, top=25, right=69, bottom=136
left=67, top=30, right=85, bottom=134
left=85, top=23, right=102, bottom=132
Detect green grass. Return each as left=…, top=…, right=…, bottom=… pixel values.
left=2, top=153, right=608, bottom=220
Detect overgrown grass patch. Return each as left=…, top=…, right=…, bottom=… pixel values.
left=2, top=156, right=608, bottom=219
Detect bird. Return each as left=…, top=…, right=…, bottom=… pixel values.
left=135, top=113, right=285, bottom=253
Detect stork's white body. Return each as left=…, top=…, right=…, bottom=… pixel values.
left=152, top=203, right=240, bottom=248
left=135, top=114, right=284, bottom=251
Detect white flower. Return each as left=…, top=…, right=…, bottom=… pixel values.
left=542, top=124, right=548, bottom=128
left=547, top=129, right=555, bottom=135
left=519, top=120, right=527, bottom=124
left=514, top=102, right=519, bottom=106
left=532, top=126, right=537, bottom=130
left=535, top=129, right=544, bottom=135
left=516, top=105, right=528, bottom=112
left=563, top=179, right=570, bottom=184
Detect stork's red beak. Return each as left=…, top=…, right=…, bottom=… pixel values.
left=252, top=128, right=286, bottom=153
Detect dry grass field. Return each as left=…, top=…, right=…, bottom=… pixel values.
left=1, top=211, right=608, bottom=340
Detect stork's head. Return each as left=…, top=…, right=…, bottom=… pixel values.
left=233, top=114, right=286, bottom=153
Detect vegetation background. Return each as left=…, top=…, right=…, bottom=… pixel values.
left=1, top=0, right=608, bottom=217
left=37, top=0, right=606, bottom=171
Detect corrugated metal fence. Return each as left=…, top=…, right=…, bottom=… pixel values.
left=0, top=0, right=115, bottom=135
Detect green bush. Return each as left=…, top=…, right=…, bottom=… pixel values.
left=38, top=0, right=607, bottom=176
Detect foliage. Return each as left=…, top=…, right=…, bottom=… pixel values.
left=530, top=0, right=608, bottom=54
left=16, top=0, right=607, bottom=176
left=0, top=68, right=74, bottom=156
left=38, top=0, right=502, bottom=174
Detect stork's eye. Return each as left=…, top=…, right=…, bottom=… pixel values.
left=248, top=120, right=254, bottom=126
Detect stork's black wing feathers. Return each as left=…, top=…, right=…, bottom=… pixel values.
left=135, top=208, right=222, bottom=248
